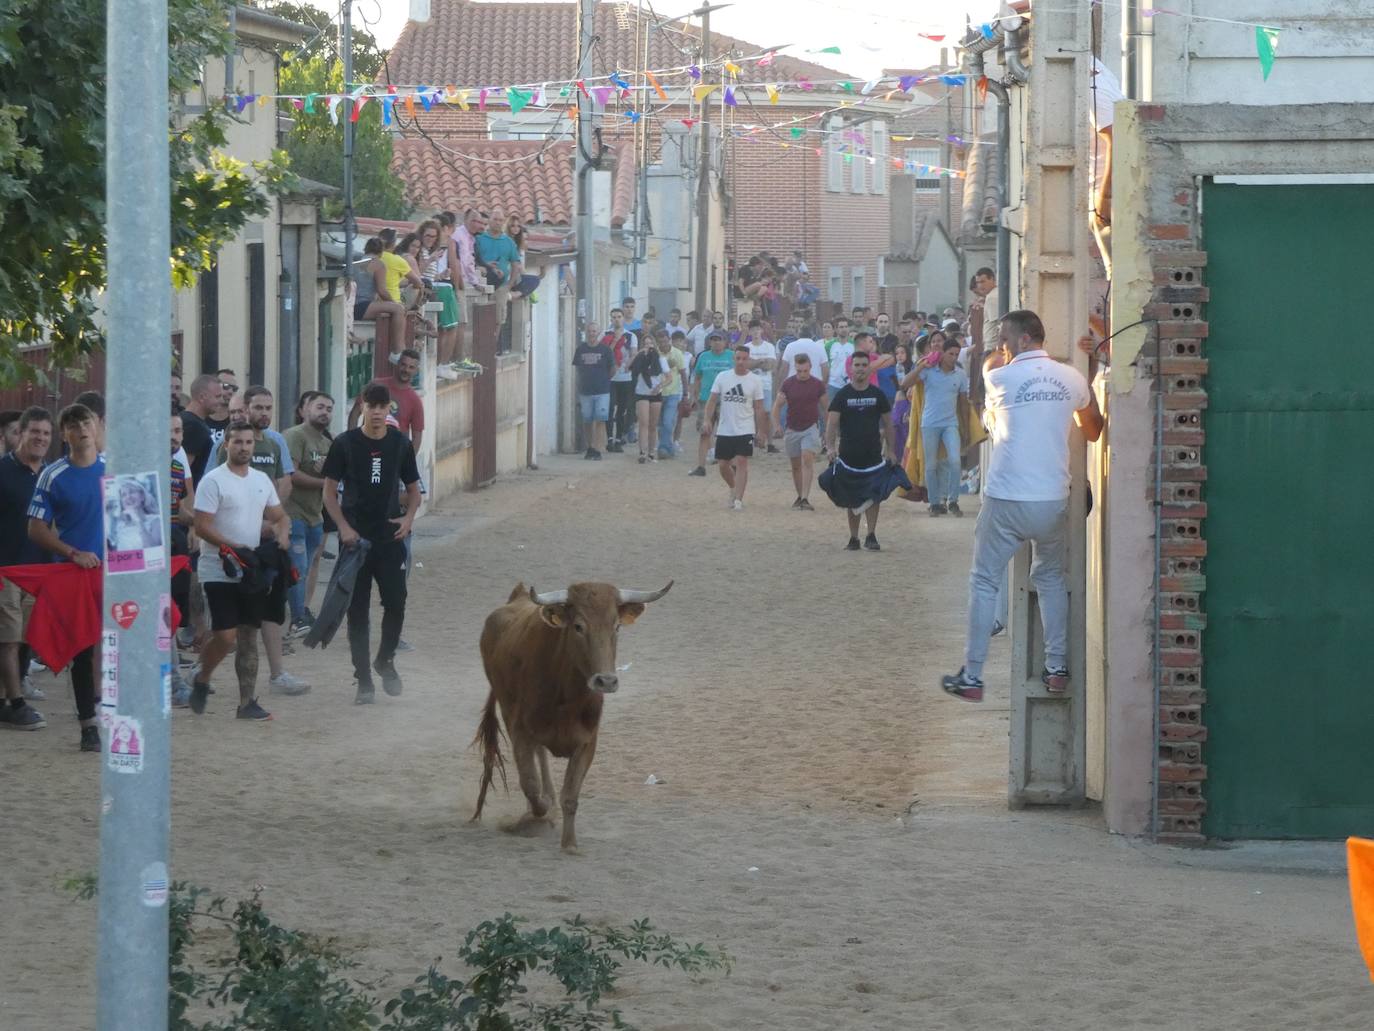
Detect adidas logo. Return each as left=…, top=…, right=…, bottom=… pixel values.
left=725, top=384, right=746, bottom=401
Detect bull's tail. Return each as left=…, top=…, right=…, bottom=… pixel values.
left=470, top=689, right=508, bottom=822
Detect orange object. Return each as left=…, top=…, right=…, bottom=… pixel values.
left=1351, top=837, right=1374, bottom=982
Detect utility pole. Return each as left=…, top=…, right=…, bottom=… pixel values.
left=691, top=2, right=723, bottom=315
left=342, top=0, right=355, bottom=285
left=99, top=0, right=171, bottom=1022
left=575, top=0, right=595, bottom=339
left=939, top=46, right=952, bottom=231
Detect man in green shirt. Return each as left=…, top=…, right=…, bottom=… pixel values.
left=283, top=391, right=334, bottom=636
left=689, top=331, right=735, bottom=477
left=657, top=330, right=688, bottom=459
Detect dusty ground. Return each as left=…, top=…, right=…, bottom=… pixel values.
left=1, top=449, right=1367, bottom=1029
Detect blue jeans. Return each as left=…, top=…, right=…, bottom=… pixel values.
left=288, top=518, right=323, bottom=623
left=922, top=424, right=961, bottom=505
left=658, top=395, right=681, bottom=453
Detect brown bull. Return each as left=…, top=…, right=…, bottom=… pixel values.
left=472, top=580, right=672, bottom=852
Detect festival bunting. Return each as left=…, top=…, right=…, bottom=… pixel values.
left=1256, top=25, right=1280, bottom=80
left=693, top=84, right=719, bottom=103
left=507, top=87, right=532, bottom=114
left=646, top=70, right=667, bottom=100
left=766, top=84, right=779, bottom=104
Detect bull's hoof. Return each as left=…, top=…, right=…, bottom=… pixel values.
left=561, top=844, right=583, bottom=856
left=502, top=813, right=556, bottom=836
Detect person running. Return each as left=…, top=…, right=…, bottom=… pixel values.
left=282, top=391, right=334, bottom=636
left=941, top=311, right=1102, bottom=703
left=631, top=332, right=668, bottom=463
left=688, top=330, right=735, bottom=477
left=700, top=345, right=765, bottom=511
left=190, top=424, right=291, bottom=721
left=821, top=351, right=901, bottom=552
left=322, top=383, right=421, bottom=705
left=0, top=407, right=51, bottom=730
left=25, top=404, right=106, bottom=750
left=916, top=338, right=971, bottom=517
left=772, top=353, right=827, bottom=511
left=572, top=320, right=613, bottom=460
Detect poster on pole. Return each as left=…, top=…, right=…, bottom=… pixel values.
left=103, top=472, right=166, bottom=573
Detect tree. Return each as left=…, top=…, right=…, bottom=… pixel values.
left=0, top=0, right=294, bottom=383
left=254, top=0, right=384, bottom=81
left=277, top=53, right=411, bottom=222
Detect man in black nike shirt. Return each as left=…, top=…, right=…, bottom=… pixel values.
left=322, top=383, right=421, bottom=704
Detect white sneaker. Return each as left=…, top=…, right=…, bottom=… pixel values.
left=724, top=495, right=736, bottom=510
left=732, top=499, right=744, bottom=511
left=436, top=366, right=460, bottom=381
left=706, top=448, right=715, bottom=462
left=269, top=671, right=312, bottom=695
left=21, top=676, right=45, bottom=701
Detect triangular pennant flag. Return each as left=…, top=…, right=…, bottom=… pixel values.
left=898, top=75, right=917, bottom=92
left=689, top=65, right=701, bottom=81
left=457, top=89, right=471, bottom=111
left=725, top=62, right=741, bottom=78
left=291, top=98, right=303, bottom=111
left=508, top=87, right=532, bottom=114
left=576, top=79, right=591, bottom=99
left=610, top=72, right=630, bottom=90
left=559, top=84, right=571, bottom=97
left=977, top=76, right=989, bottom=103
left=798, top=78, right=814, bottom=91
left=534, top=84, right=547, bottom=106
left=478, top=88, right=488, bottom=111
left=723, top=86, right=736, bottom=107
left=234, top=95, right=252, bottom=113
left=693, top=84, right=719, bottom=103
left=861, top=80, right=879, bottom=95
left=790, top=126, right=803, bottom=139
left=979, top=22, right=996, bottom=41
left=758, top=50, right=776, bottom=67
left=1256, top=25, right=1279, bottom=80
left=840, top=81, right=854, bottom=93
left=382, top=96, right=394, bottom=125
left=918, top=33, right=945, bottom=42
left=256, top=94, right=270, bottom=107
left=939, top=74, right=964, bottom=86
left=625, top=110, right=641, bottom=123
left=810, top=46, right=841, bottom=54
left=592, top=85, right=612, bottom=107
left=304, top=93, right=317, bottom=114
left=405, top=93, right=416, bottom=117
left=814, top=148, right=822, bottom=156
left=1351, top=837, right=1374, bottom=982
left=350, top=95, right=368, bottom=122
left=328, top=95, right=342, bottom=125
left=646, top=70, right=667, bottom=100
left=766, top=84, right=779, bottom=104
left=682, top=118, right=696, bottom=129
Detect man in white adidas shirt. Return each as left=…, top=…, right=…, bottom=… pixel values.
left=701, top=345, right=765, bottom=510
left=942, top=309, right=1103, bottom=703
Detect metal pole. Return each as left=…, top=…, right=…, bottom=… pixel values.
left=99, top=0, right=171, bottom=1020
left=342, top=0, right=355, bottom=280
left=939, top=47, right=952, bottom=231
left=692, top=3, right=713, bottom=315
left=575, top=0, right=595, bottom=337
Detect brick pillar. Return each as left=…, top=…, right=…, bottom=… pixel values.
left=1147, top=249, right=1210, bottom=842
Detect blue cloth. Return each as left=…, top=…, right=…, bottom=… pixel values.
left=578, top=392, right=610, bottom=423
left=27, top=456, right=106, bottom=557
left=818, top=458, right=912, bottom=512
left=288, top=518, right=323, bottom=623
left=658, top=394, right=680, bottom=454
left=922, top=424, right=962, bottom=505
left=875, top=365, right=899, bottom=402
left=918, top=365, right=968, bottom=428
left=475, top=231, right=520, bottom=280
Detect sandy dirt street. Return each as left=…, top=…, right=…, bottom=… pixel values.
left=1, top=450, right=1367, bottom=1029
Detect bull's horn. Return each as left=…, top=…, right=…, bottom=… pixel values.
left=529, top=586, right=569, bottom=605
left=617, top=581, right=674, bottom=605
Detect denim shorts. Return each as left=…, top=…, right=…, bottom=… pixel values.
left=578, top=393, right=610, bottom=422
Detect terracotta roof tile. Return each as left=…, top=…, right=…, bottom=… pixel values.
left=386, top=1, right=852, bottom=91
left=389, top=136, right=635, bottom=228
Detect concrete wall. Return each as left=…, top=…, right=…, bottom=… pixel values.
left=916, top=227, right=962, bottom=313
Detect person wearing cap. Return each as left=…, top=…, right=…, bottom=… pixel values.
left=688, top=330, right=734, bottom=477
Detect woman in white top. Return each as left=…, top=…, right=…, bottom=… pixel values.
left=631, top=330, right=669, bottom=463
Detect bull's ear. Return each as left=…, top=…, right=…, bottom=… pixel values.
left=539, top=604, right=569, bottom=628
left=617, top=602, right=646, bottom=625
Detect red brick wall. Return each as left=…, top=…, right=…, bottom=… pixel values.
left=726, top=136, right=822, bottom=278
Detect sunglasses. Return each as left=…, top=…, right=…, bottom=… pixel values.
left=219, top=382, right=238, bottom=393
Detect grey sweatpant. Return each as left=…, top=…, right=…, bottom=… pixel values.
left=964, top=496, right=1069, bottom=680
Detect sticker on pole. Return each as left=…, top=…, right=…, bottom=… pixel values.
left=157, top=592, right=172, bottom=652
left=111, top=600, right=140, bottom=629
left=100, top=630, right=119, bottom=725
left=141, top=862, right=169, bottom=908
left=161, top=662, right=172, bottom=717
left=102, top=472, right=166, bottom=574
left=106, top=715, right=143, bottom=774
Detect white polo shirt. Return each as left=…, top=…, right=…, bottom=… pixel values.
left=982, top=350, right=1090, bottom=502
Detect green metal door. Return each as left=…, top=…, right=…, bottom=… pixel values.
left=1203, top=181, right=1374, bottom=838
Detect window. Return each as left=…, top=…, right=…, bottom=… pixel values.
left=850, top=266, right=865, bottom=308
left=850, top=126, right=866, bottom=194
left=871, top=123, right=888, bottom=195
left=826, top=117, right=843, bottom=192
left=905, top=147, right=941, bottom=192
left=828, top=266, right=844, bottom=302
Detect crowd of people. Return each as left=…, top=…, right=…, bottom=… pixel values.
left=0, top=348, right=429, bottom=749
left=352, top=206, right=540, bottom=379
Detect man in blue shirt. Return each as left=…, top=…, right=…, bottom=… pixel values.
left=27, top=402, right=106, bottom=751
left=474, top=206, right=523, bottom=289
left=0, top=405, right=51, bottom=730
left=917, top=339, right=971, bottom=517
